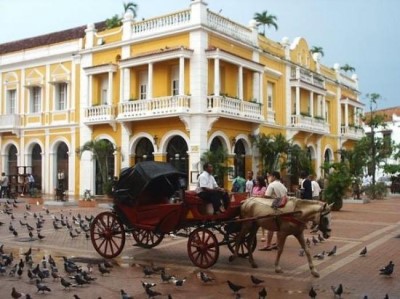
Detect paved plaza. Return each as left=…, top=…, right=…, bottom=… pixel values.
left=0, top=195, right=399, bottom=299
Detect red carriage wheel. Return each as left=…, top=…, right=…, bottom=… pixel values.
left=187, top=228, right=219, bottom=269
left=226, top=231, right=257, bottom=258
left=90, top=212, right=126, bottom=259
left=132, top=228, right=164, bottom=248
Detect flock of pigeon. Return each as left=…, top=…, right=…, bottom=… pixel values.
left=0, top=197, right=397, bottom=298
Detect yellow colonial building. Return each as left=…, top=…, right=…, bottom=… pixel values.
left=0, top=0, right=363, bottom=196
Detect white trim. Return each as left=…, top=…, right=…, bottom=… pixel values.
left=83, top=63, right=118, bottom=75
left=130, top=133, right=156, bottom=154
left=159, top=130, right=190, bottom=153
left=206, top=49, right=264, bottom=73
left=207, top=131, right=230, bottom=151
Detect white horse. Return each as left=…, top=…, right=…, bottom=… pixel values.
left=230, top=197, right=332, bottom=277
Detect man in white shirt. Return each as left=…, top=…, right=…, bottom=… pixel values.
left=260, top=171, right=287, bottom=251
left=310, top=175, right=321, bottom=200
left=197, top=162, right=229, bottom=214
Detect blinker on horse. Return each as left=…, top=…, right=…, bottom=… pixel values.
left=230, top=197, right=333, bottom=278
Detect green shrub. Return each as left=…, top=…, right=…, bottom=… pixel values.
left=364, top=182, right=387, bottom=200
left=323, top=162, right=352, bottom=211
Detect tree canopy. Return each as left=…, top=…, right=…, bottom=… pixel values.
left=254, top=10, right=278, bottom=36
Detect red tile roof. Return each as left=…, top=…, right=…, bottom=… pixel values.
left=0, top=21, right=106, bottom=55
left=364, top=106, right=400, bottom=122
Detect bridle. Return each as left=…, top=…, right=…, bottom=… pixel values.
left=318, top=206, right=332, bottom=235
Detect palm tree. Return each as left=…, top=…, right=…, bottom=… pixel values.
left=340, top=63, right=356, bottom=73
left=76, top=140, right=116, bottom=194
left=310, top=46, right=324, bottom=57
left=253, top=10, right=278, bottom=36
left=123, top=2, right=138, bottom=18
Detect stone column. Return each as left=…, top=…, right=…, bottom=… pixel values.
left=107, top=71, right=113, bottom=105
left=295, top=86, right=300, bottom=115
left=84, top=24, right=96, bottom=49
left=238, top=66, right=243, bottom=99
left=214, top=57, right=220, bottom=96
left=345, top=102, right=349, bottom=127
left=310, top=91, right=314, bottom=117
left=179, top=56, right=185, bottom=96
left=147, top=63, right=153, bottom=99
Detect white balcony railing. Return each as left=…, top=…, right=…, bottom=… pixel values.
left=291, top=114, right=330, bottom=134
left=207, top=96, right=263, bottom=122
left=291, top=67, right=325, bottom=89
left=266, top=110, right=276, bottom=123
left=84, top=105, right=116, bottom=123
left=132, top=10, right=191, bottom=36
left=118, top=95, right=190, bottom=120
left=207, top=11, right=256, bottom=46
left=0, top=114, right=21, bottom=131
left=341, top=125, right=364, bottom=140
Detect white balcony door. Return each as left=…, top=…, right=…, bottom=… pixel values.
left=30, top=86, right=41, bottom=113
left=171, top=65, right=179, bottom=96
left=101, top=77, right=108, bottom=105
left=267, top=82, right=274, bottom=110
left=55, top=83, right=67, bottom=111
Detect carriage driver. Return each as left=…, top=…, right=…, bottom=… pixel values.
left=196, top=162, right=230, bottom=214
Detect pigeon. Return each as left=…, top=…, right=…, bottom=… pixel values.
left=61, top=277, right=75, bottom=289
left=74, top=274, right=89, bottom=286
left=171, top=277, right=186, bottom=287
left=36, top=279, right=52, bottom=293
left=17, top=266, right=23, bottom=278
left=327, top=245, right=337, bottom=256
left=312, top=236, right=319, bottom=246
left=309, top=286, right=317, bottom=299
left=73, top=295, right=81, bottom=299
left=331, top=283, right=343, bottom=298
left=379, top=261, right=394, bottom=276
left=306, top=238, right=311, bottom=248
left=143, top=266, right=156, bottom=277
left=120, top=289, right=134, bottom=299
left=383, top=294, right=389, bottom=299
left=250, top=275, right=264, bottom=286
left=145, top=286, right=162, bottom=298
left=69, top=230, right=78, bottom=239
left=51, top=270, right=60, bottom=280
left=142, top=281, right=157, bottom=289
left=199, top=271, right=214, bottom=283
left=259, top=287, right=267, bottom=299
left=11, top=287, right=25, bottom=299
left=299, top=248, right=305, bottom=256
left=227, top=280, right=245, bottom=294
left=317, top=233, right=325, bottom=242
left=13, top=229, right=18, bottom=237
left=359, top=246, right=367, bottom=256
left=37, top=232, right=45, bottom=240
left=313, top=251, right=325, bottom=260
left=98, top=263, right=111, bottom=275
left=103, top=260, right=114, bottom=268
left=160, top=269, right=175, bottom=283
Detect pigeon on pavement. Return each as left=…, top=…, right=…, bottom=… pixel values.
left=359, top=246, right=367, bottom=256
left=331, top=283, right=343, bottom=298
left=327, top=245, right=337, bottom=256
left=250, top=275, right=264, bottom=286
left=379, top=261, right=394, bottom=276
left=309, top=286, right=317, bottom=299
left=227, top=280, right=245, bottom=294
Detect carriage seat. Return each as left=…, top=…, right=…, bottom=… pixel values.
left=185, top=190, right=214, bottom=215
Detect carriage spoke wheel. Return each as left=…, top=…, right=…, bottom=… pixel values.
left=187, top=228, right=219, bottom=269
left=90, top=212, right=126, bottom=259
left=132, top=228, right=164, bottom=249
left=226, top=231, right=257, bottom=258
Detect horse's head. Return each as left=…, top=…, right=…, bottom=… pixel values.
left=318, top=203, right=333, bottom=239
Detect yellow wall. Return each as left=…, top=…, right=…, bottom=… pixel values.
left=131, top=34, right=189, bottom=56
left=208, top=34, right=253, bottom=60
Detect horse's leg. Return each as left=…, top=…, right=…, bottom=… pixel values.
left=295, top=232, right=319, bottom=277
left=274, top=231, right=287, bottom=274
left=247, top=222, right=259, bottom=268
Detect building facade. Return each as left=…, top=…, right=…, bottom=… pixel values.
left=0, top=0, right=363, bottom=196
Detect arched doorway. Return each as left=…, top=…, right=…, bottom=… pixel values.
left=31, top=144, right=42, bottom=190
left=324, top=148, right=332, bottom=164
left=234, top=139, right=246, bottom=177
left=166, top=136, right=188, bottom=174
left=135, top=138, right=154, bottom=163
left=56, top=142, right=69, bottom=191
left=7, top=144, right=18, bottom=176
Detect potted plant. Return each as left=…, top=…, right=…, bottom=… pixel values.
left=79, top=189, right=98, bottom=207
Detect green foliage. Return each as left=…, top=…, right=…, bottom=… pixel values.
left=364, top=182, right=387, bottom=200
left=76, top=140, right=116, bottom=194
left=310, top=46, right=324, bottom=57
left=123, top=2, right=138, bottom=17
left=106, top=14, right=122, bottom=29
left=286, top=144, right=313, bottom=185
left=322, top=162, right=352, bottom=211
left=200, top=147, right=229, bottom=188
left=253, top=10, right=278, bottom=35
left=340, top=63, right=356, bottom=73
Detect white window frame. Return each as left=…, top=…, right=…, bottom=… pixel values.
left=267, top=82, right=274, bottom=110
left=31, top=86, right=41, bottom=113
left=7, top=89, right=16, bottom=114
left=55, top=83, right=67, bottom=111
left=139, top=71, right=148, bottom=100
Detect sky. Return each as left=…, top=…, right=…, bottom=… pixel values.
left=0, top=0, right=399, bottom=109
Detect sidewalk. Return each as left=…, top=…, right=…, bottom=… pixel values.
left=0, top=195, right=399, bottom=298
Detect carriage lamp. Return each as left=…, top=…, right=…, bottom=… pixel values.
left=153, top=135, right=159, bottom=146
left=231, top=137, right=236, bottom=146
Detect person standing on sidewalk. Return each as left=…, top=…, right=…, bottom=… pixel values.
left=310, top=175, right=321, bottom=200
left=260, top=171, right=287, bottom=251
left=300, top=171, right=313, bottom=200
left=245, top=170, right=255, bottom=196
left=0, top=172, right=9, bottom=198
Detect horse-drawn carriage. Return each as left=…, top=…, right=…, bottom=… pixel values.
left=90, top=161, right=333, bottom=275
left=90, top=161, right=254, bottom=268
